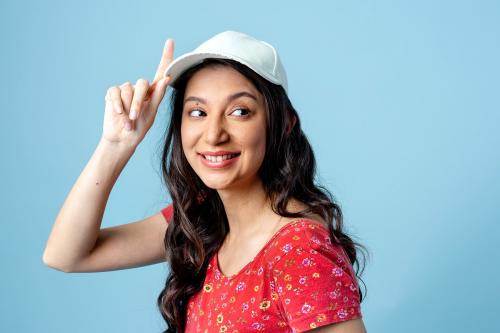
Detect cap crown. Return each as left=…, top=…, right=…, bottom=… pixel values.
left=165, top=31, right=288, bottom=93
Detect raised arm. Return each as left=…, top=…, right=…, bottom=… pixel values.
left=42, top=39, right=174, bottom=273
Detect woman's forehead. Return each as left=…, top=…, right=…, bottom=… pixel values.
left=184, top=65, right=261, bottom=101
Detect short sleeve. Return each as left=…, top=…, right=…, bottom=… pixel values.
left=271, top=224, right=362, bottom=332
left=160, top=204, right=173, bottom=224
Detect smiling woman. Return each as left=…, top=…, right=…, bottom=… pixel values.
left=43, top=30, right=368, bottom=333
left=157, top=31, right=368, bottom=333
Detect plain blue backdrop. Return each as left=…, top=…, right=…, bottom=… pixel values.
left=1, top=0, right=499, bottom=332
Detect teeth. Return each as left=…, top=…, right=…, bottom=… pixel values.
left=203, top=154, right=238, bottom=162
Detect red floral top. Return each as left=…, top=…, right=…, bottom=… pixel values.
left=161, top=205, right=362, bottom=332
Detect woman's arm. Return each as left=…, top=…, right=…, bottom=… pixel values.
left=42, top=140, right=170, bottom=273
left=42, top=38, right=174, bottom=273
left=306, top=318, right=367, bottom=333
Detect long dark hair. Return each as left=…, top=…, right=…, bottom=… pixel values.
left=157, top=58, right=369, bottom=332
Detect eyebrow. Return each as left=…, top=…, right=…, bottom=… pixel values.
left=184, top=91, right=258, bottom=105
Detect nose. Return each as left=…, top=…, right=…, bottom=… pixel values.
left=203, top=114, right=229, bottom=146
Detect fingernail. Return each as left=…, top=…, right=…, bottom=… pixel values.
left=125, top=121, right=132, bottom=131
left=129, top=108, right=137, bottom=120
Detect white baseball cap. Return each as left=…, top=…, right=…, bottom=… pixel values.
left=164, top=31, right=288, bottom=93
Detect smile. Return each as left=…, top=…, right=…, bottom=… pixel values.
left=198, top=152, right=241, bottom=169
left=203, top=153, right=239, bottom=162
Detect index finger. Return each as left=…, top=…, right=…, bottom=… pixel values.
left=153, top=38, right=174, bottom=83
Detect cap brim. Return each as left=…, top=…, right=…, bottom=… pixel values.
left=164, top=52, right=235, bottom=87
left=164, top=51, right=283, bottom=89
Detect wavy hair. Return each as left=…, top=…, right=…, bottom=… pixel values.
left=157, top=58, right=369, bottom=332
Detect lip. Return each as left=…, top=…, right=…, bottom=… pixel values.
left=198, top=152, right=240, bottom=169
left=199, top=150, right=240, bottom=156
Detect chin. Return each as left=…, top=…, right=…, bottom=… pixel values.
left=200, top=178, right=234, bottom=190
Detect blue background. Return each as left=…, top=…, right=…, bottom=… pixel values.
left=1, top=0, right=499, bottom=332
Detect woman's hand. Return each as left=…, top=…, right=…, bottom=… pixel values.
left=101, top=38, right=174, bottom=149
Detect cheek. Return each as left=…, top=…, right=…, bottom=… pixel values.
left=240, top=125, right=266, bottom=161
left=180, top=123, right=197, bottom=158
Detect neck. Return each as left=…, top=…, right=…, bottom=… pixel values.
left=217, top=178, right=279, bottom=242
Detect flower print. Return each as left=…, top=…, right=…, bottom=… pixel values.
left=259, top=299, right=271, bottom=310
left=219, top=325, right=228, bottom=332
left=284, top=259, right=295, bottom=268
left=217, top=313, right=224, bottom=324
left=257, top=266, right=264, bottom=275
left=203, top=283, right=213, bottom=293
left=284, top=274, right=292, bottom=282
left=301, top=303, right=312, bottom=314
left=254, top=285, right=260, bottom=292
left=251, top=322, right=264, bottom=330
left=281, top=243, right=293, bottom=253
left=302, top=258, right=311, bottom=266
left=242, top=302, right=249, bottom=312
left=250, top=297, right=256, bottom=303
left=311, top=236, right=321, bottom=245
left=229, top=296, right=236, bottom=303
left=286, top=283, right=292, bottom=290
left=284, top=298, right=291, bottom=305
left=235, top=281, right=246, bottom=292
left=271, top=291, right=279, bottom=301
left=309, top=322, right=318, bottom=329
left=262, top=314, right=270, bottom=320
left=298, top=276, right=307, bottom=285
left=316, top=313, right=326, bottom=322
left=292, top=235, right=300, bottom=241
left=312, top=272, right=320, bottom=278
left=350, top=283, right=358, bottom=292
left=328, top=290, right=339, bottom=299
left=337, top=308, right=348, bottom=319
left=332, top=267, right=344, bottom=277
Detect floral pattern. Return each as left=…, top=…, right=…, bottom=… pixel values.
left=160, top=204, right=362, bottom=332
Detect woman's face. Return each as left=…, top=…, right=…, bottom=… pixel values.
left=181, top=65, right=267, bottom=190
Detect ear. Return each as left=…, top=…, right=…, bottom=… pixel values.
left=286, top=114, right=297, bottom=135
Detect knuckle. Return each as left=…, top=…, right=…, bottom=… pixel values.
left=121, top=86, right=133, bottom=96
left=136, top=78, right=149, bottom=86
left=132, top=101, right=142, bottom=110
left=109, top=86, right=120, bottom=96
left=105, top=86, right=118, bottom=100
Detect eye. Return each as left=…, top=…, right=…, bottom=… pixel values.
left=188, top=109, right=206, bottom=117
left=230, top=108, right=250, bottom=117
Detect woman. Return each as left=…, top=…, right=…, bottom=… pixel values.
left=43, top=31, right=368, bottom=333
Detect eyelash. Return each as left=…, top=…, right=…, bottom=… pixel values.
left=188, top=108, right=250, bottom=118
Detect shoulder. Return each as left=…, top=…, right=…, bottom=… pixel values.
left=267, top=219, right=363, bottom=330
left=264, top=218, right=348, bottom=269
left=267, top=218, right=357, bottom=284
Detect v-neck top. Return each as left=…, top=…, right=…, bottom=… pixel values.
left=214, top=218, right=326, bottom=280
left=160, top=204, right=362, bottom=332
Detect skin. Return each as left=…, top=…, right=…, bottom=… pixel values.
left=180, top=66, right=367, bottom=333
left=181, top=65, right=312, bottom=271
left=43, top=38, right=367, bottom=332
